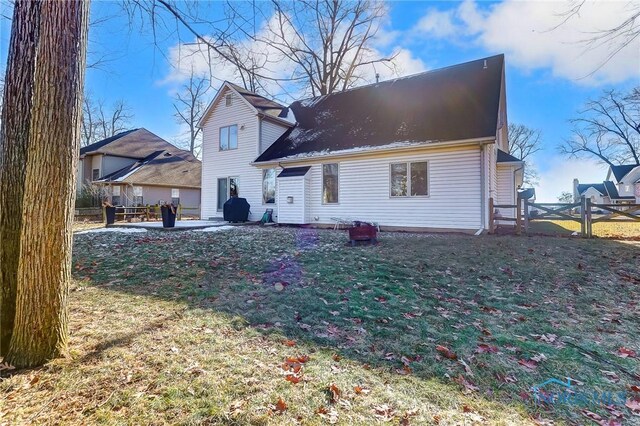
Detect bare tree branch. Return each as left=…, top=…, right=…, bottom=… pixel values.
left=508, top=123, right=542, bottom=186
left=559, top=88, right=640, bottom=167
left=172, top=67, right=209, bottom=156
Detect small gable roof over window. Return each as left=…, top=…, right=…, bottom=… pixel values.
left=277, top=166, right=311, bottom=178
left=255, top=55, right=505, bottom=162
left=497, top=149, right=522, bottom=163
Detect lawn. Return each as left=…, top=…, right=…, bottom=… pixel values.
left=1, top=226, right=639, bottom=425
left=529, top=219, right=640, bottom=238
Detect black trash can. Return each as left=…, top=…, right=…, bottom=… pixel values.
left=160, top=204, right=177, bottom=228
left=105, top=206, right=116, bottom=225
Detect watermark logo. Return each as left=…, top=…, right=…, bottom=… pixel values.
left=531, top=377, right=627, bottom=407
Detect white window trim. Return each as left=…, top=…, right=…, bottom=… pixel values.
left=217, top=176, right=239, bottom=211
left=322, top=163, right=340, bottom=205
left=389, top=161, right=430, bottom=198
left=219, top=125, right=238, bottom=151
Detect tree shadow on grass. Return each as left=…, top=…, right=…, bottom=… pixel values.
left=68, top=226, right=640, bottom=424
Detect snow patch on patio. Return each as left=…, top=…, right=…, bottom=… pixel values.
left=76, top=228, right=147, bottom=235
left=193, top=225, right=237, bottom=233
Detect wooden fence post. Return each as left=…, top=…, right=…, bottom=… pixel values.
left=580, top=196, right=586, bottom=237
left=523, top=198, right=529, bottom=234
left=516, top=197, right=522, bottom=235
left=177, top=204, right=182, bottom=221
left=586, top=198, right=593, bottom=238
left=488, top=197, right=495, bottom=234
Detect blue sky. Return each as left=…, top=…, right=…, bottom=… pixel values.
left=1, top=0, right=639, bottom=201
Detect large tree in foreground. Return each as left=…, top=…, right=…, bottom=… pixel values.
left=0, top=0, right=90, bottom=367
left=559, top=88, right=640, bottom=167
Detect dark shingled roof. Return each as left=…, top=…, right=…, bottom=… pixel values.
left=278, top=166, right=311, bottom=178
left=255, top=55, right=504, bottom=162
left=497, top=149, right=522, bottom=163
left=577, top=183, right=607, bottom=196
left=610, top=164, right=637, bottom=182
left=227, top=82, right=287, bottom=117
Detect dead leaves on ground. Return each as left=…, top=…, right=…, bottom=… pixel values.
left=268, top=398, right=287, bottom=415
left=281, top=354, right=310, bottom=384
left=435, top=345, right=457, bottom=360
left=616, top=347, right=637, bottom=358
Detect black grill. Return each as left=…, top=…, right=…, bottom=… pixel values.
left=223, top=197, right=250, bottom=222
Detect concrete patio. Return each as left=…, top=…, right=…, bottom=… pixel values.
left=109, top=220, right=252, bottom=231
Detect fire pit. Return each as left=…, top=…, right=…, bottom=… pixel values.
left=347, top=221, right=378, bottom=246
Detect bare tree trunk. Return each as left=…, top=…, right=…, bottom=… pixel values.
left=0, top=0, right=41, bottom=357
left=4, top=0, right=90, bottom=367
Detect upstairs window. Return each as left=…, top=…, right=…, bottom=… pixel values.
left=225, top=93, right=233, bottom=107
left=390, top=162, right=429, bottom=197
left=322, top=163, right=339, bottom=204
left=219, top=125, right=238, bottom=151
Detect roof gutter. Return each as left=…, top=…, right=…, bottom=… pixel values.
left=256, top=112, right=295, bottom=128
left=251, top=136, right=496, bottom=167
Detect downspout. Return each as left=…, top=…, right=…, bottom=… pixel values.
left=480, top=145, right=486, bottom=231
left=257, top=115, right=263, bottom=156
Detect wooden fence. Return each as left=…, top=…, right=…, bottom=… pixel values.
left=102, top=205, right=200, bottom=223
left=488, top=196, right=640, bottom=237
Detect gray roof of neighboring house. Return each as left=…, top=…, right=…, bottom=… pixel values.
left=255, top=55, right=505, bottom=162
left=90, top=129, right=201, bottom=188
left=497, top=149, right=522, bottom=163
left=80, top=128, right=182, bottom=158
left=610, top=164, right=637, bottom=182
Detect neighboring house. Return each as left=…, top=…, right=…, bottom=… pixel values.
left=607, top=164, right=640, bottom=202
left=78, top=128, right=201, bottom=209
left=573, top=164, right=640, bottom=205
left=199, top=55, right=524, bottom=232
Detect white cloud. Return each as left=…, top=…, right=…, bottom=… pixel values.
left=414, top=0, right=640, bottom=85
left=163, top=12, right=426, bottom=99
left=414, top=9, right=457, bottom=38
left=535, top=156, right=609, bottom=202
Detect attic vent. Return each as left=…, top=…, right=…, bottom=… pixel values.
left=225, top=94, right=233, bottom=107
left=164, top=152, right=172, bottom=157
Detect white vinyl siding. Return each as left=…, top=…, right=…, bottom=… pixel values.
left=201, top=87, right=267, bottom=221
left=260, top=119, right=288, bottom=155
left=296, top=146, right=482, bottom=230
left=277, top=176, right=309, bottom=224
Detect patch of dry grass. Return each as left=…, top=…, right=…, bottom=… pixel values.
left=529, top=219, right=640, bottom=238
left=1, top=227, right=639, bottom=425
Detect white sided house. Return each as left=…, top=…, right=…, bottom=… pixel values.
left=199, top=55, right=524, bottom=232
